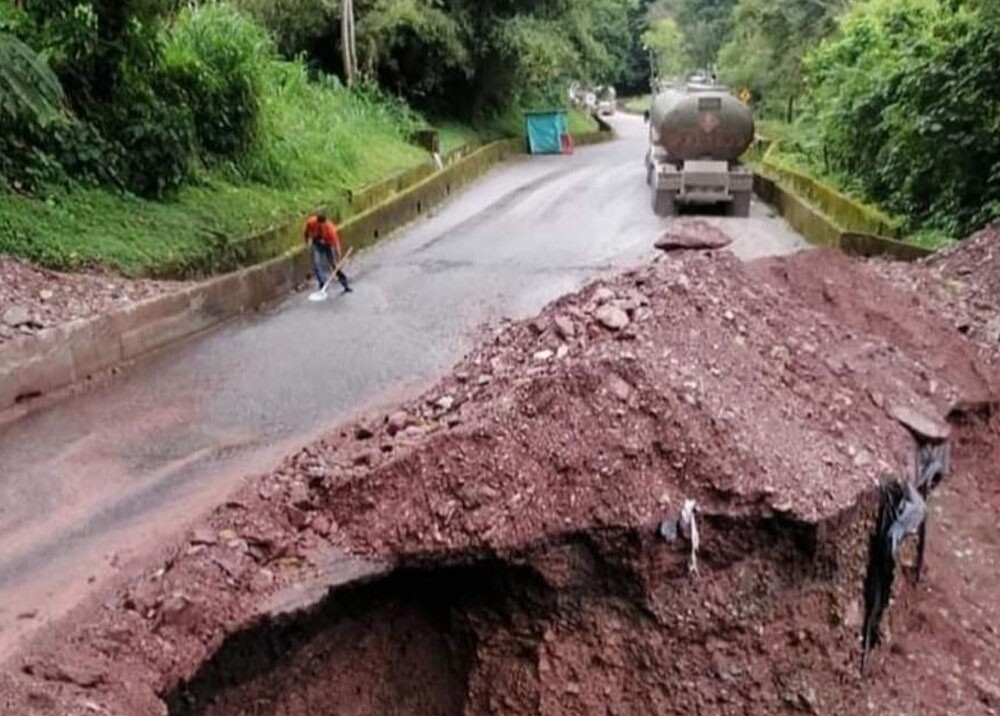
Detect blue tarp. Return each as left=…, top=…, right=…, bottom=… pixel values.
left=525, top=110, right=568, bottom=155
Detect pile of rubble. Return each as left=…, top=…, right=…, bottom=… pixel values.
left=5, top=243, right=994, bottom=716
left=0, top=256, right=184, bottom=345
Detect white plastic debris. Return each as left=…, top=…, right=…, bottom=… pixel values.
left=680, top=498, right=699, bottom=575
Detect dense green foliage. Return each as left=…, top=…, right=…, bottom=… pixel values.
left=659, top=0, right=999, bottom=239
left=0, top=1, right=432, bottom=272
left=717, top=0, right=844, bottom=117
left=2, top=0, right=632, bottom=201
left=797, top=0, right=1000, bottom=237
left=642, top=17, right=687, bottom=80
left=648, top=0, right=735, bottom=69
left=236, top=0, right=654, bottom=115
left=0, top=0, right=616, bottom=274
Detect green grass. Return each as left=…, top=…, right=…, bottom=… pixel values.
left=623, top=95, right=651, bottom=114
left=567, top=109, right=600, bottom=135
left=437, top=123, right=484, bottom=155
left=0, top=63, right=486, bottom=277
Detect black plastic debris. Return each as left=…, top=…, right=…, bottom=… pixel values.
left=887, top=483, right=927, bottom=557
left=860, top=436, right=951, bottom=674
left=861, top=480, right=903, bottom=675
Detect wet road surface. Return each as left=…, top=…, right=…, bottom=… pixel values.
left=0, top=114, right=808, bottom=657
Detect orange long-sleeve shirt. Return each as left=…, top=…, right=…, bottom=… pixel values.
left=304, top=215, right=342, bottom=253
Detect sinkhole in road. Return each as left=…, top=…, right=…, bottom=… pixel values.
left=163, top=512, right=876, bottom=716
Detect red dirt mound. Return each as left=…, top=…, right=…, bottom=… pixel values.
left=750, top=247, right=996, bottom=403
left=1, top=250, right=996, bottom=716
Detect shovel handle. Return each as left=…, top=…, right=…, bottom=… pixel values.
left=319, top=246, right=355, bottom=294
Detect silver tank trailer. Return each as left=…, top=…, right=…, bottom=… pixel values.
left=645, top=88, right=755, bottom=217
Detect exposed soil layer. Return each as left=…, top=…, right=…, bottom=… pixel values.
left=0, top=256, right=186, bottom=345
left=168, top=516, right=877, bottom=716
left=1, top=241, right=998, bottom=716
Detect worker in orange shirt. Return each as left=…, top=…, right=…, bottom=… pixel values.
left=304, top=213, right=352, bottom=293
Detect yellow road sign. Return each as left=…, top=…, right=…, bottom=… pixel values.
left=739, top=87, right=752, bottom=105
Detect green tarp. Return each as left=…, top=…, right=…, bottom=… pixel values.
left=525, top=110, right=568, bottom=155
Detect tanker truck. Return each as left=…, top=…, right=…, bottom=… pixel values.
left=645, top=85, right=754, bottom=217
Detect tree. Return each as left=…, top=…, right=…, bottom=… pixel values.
left=717, top=0, right=846, bottom=118
left=342, top=0, right=357, bottom=86
left=0, top=31, right=64, bottom=122
left=642, top=17, right=687, bottom=81
left=800, top=0, right=1000, bottom=235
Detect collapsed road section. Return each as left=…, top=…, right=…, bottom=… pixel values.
left=2, top=231, right=998, bottom=716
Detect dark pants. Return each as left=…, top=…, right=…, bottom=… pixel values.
left=310, top=240, right=350, bottom=291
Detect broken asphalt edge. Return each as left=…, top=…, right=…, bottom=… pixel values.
left=0, top=130, right=615, bottom=416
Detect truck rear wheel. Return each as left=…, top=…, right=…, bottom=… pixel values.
left=652, top=189, right=676, bottom=217
left=726, top=191, right=751, bottom=218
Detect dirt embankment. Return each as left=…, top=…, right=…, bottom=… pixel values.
left=0, top=257, right=186, bottom=345
left=876, top=220, right=1000, bottom=376
left=2, top=236, right=998, bottom=716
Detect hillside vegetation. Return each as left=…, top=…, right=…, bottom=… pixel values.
left=646, top=0, right=1000, bottom=242
left=0, top=0, right=634, bottom=276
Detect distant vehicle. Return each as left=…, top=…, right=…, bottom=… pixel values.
left=644, top=82, right=754, bottom=217
left=596, top=85, right=616, bottom=116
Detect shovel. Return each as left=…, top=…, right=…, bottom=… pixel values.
left=308, top=246, right=354, bottom=303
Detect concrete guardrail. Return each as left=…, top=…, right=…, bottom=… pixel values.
left=752, top=171, right=934, bottom=262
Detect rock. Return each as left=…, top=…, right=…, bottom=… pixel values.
left=608, top=375, right=631, bottom=401
left=436, top=395, right=455, bottom=412
left=595, top=305, right=630, bottom=331
left=399, top=425, right=427, bottom=440
left=593, top=287, right=615, bottom=305
left=288, top=482, right=313, bottom=510
left=556, top=344, right=569, bottom=359
left=554, top=315, right=576, bottom=340
left=212, top=553, right=247, bottom=579
left=250, top=568, right=276, bottom=592
left=387, top=410, right=411, bottom=435
left=218, top=528, right=238, bottom=541
left=354, top=424, right=375, bottom=440
left=796, top=686, right=819, bottom=714
left=533, top=349, right=554, bottom=362
left=38, top=289, right=54, bottom=301
left=311, top=514, right=333, bottom=537
left=887, top=402, right=950, bottom=441
left=124, top=581, right=162, bottom=615
left=2, top=305, right=33, bottom=328
left=285, top=506, right=309, bottom=532
left=985, top=317, right=1000, bottom=343
left=655, top=222, right=733, bottom=251
left=158, top=593, right=196, bottom=629
left=189, top=527, right=218, bottom=546
left=658, top=519, right=679, bottom=542
left=24, top=658, right=107, bottom=688
left=353, top=452, right=373, bottom=466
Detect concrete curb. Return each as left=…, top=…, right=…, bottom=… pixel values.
left=752, top=172, right=934, bottom=262
left=0, top=130, right=614, bottom=412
